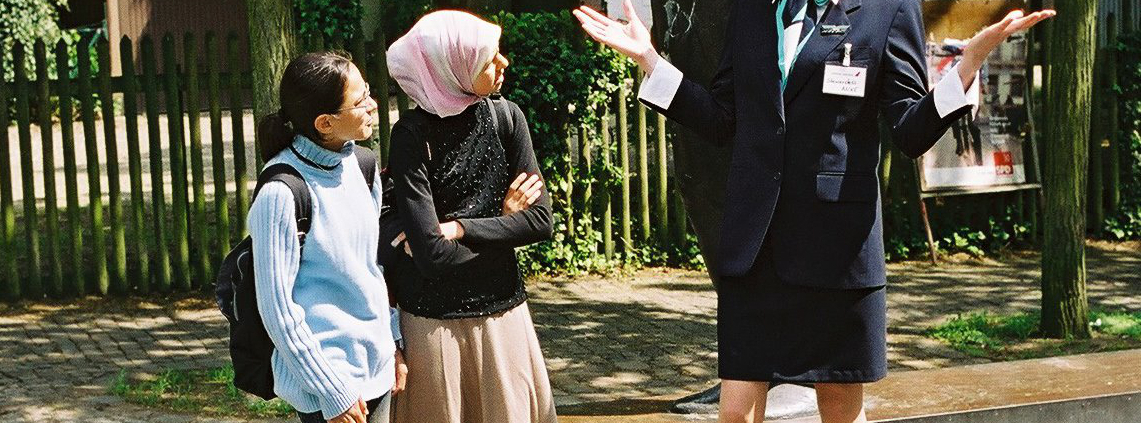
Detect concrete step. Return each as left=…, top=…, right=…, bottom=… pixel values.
left=557, top=349, right=1141, bottom=422
left=867, top=349, right=1141, bottom=422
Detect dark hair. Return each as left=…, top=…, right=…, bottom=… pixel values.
left=257, top=51, right=355, bottom=162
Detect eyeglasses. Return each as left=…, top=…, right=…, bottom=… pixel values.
left=333, top=83, right=373, bottom=114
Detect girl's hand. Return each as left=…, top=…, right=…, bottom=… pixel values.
left=573, top=0, right=660, bottom=72
left=393, top=350, right=408, bottom=395
left=503, top=173, right=543, bottom=215
left=327, top=397, right=367, bottom=423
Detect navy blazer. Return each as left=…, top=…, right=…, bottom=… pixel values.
left=646, top=0, right=971, bottom=288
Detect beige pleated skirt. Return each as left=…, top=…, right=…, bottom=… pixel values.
left=391, top=301, right=557, bottom=423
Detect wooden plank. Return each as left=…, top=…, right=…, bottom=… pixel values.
left=57, top=40, right=83, bottom=297
left=618, top=83, right=631, bottom=255
left=580, top=124, right=593, bottom=235
left=601, top=111, right=614, bottom=260
left=78, top=33, right=109, bottom=295
left=206, top=32, right=231, bottom=258
left=163, top=33, right=190, bottom=292
left=655, top=112, right=668, bottom=246
left=142, top=36, right=171, bottom=293
left=185, top=32, right=209, bottom=289
left=14, top=42, right=40, bottom=299
left=35, top=40, right=63, bottom=297
left=635, top=74, right=649, bottom=242
left=372, top=28, right=391, bottom=165
left=99, top=37, right=128, bottom=295
left=120, top=36, right=150, bottom=293
left=0, top=42, right=20, bottom=300
left=228, top=33, right=250, bottom=240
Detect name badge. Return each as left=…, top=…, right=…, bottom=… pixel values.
left=822, top=64, right=867, bottom=97
left=822, top=43, right=865, bottom=98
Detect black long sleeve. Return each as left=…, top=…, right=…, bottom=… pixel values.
left=384, top=100, right=536, bottom=319
left=388, top=126, right=483, bottom=279
left=878, top=0, right=972, bottom=159
left=456, top=102, right=553, bottom=246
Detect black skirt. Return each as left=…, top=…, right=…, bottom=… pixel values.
left=717, top=242, right=887, bottom=383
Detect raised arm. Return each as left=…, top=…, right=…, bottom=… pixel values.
left=574, top=0, right=736, bottom=146
left=881, top=2, right=1053, bottom=158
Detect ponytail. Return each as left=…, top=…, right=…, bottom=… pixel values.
left=257, top=109, right=295, bottom=163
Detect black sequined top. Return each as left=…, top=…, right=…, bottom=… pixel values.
left=386, top=98, right=553, bottom=319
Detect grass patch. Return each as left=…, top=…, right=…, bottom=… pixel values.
left=109, top=365, right=294, bottom=419
left=927, top=309, right=1141, bottom=360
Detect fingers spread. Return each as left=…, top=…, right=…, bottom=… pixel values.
left=623, top=0, right=643, bottom=25
left=579, top=5, right=616, bottom=26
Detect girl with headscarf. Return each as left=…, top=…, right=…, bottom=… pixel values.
left=384, top=10, right=557, bottom=423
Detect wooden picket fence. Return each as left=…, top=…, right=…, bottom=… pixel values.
left=5, top=27, right=1118, bottom=302
left=0, top=29, right=698, bottom=301
left=0, top=29, right=404, bottom=300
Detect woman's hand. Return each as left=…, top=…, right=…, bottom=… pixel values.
left=573, top=0, right=660, bottom=72
left=958, top=9, right=1055, bottom=87
left=393, top=350, right=408, bottom=395
left=439, top=222, right=464, bottom=240
left=503, top=173, right=544, bottom=215
left=327, top=397, right=367, bottom=423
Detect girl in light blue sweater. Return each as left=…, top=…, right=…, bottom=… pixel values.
left=248, top=51, right=404, bottom=423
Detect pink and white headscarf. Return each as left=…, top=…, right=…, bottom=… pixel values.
left=386, top=11, right=502, bottom=118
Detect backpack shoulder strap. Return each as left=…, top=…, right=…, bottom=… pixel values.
left=253, top=163, right=312, bottom=240
left=352, top=144, right=378, bottom=191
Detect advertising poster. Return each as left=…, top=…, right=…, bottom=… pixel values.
left=919, top=0, right=1039, bottom=194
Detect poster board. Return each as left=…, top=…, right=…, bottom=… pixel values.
left=918, top=0, right=1041, bottom=197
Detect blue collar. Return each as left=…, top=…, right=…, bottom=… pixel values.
left=290, top=135, right=353, bottom=170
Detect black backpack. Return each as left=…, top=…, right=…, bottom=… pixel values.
left=216, top=145, right=378, bottom=400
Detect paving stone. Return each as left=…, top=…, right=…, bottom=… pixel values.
left=0, top=245, right=1137, bottom=421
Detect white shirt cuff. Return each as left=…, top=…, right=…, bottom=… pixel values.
left=637, top=57, right=684, bottom=110
left=933, top=63, right=980, bottom=119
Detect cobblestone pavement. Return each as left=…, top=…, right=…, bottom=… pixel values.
left=0, top=242, right=1137, bottom=422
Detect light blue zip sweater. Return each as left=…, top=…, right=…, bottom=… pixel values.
left=248, top=135, right=400, bottom=419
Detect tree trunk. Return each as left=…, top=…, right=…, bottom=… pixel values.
left=650, top=0, right=733, bottom=282
left=246, top=0, right=297, bottom=166
left=1040, top=0, right=1095, bottom=339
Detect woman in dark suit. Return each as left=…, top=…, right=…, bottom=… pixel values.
left=575, top=1, right=1052, bottom=422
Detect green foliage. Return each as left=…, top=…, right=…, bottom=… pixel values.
left=0, top=0, right=68, bottom=82
left=1105, top=33, right=1141, bottom=239
left=294, top=0, right=363, bottom=42
left=493, top=11, right=693, bottom=274
left=380, top=0, right=435, bottom=43
left=109, top=366, right=295, bottom=418
left=884, top=203, right=1034, bottom=261
left=928, top=310, right=1141, bottom=359
left=495, top=11, right=632, bottom=157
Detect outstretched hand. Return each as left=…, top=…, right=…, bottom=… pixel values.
left=958, top=9, right=1055, bottom=87
left=573, top=0, right=660, bottom=72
